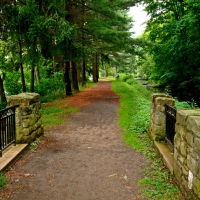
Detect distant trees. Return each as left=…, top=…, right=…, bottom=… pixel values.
left=139, top=0, right=200, bottom=92
left=0, top=0, right=143, bottom=106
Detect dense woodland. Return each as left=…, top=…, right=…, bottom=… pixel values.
left=138, top=0, right=200, bottom=99
left=0, top=0, right=200, bottom=108
left=0, top=0, right=142, bottom=107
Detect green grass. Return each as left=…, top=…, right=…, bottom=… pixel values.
left=0, top=173, right=7, bottom=188
left=42, top=105, right=78, bottom=127
left=41, top=81, right=97, bottom=127
left=79, top=82, right=97, bottom=91
left=111, top=76, right=182, bottom=200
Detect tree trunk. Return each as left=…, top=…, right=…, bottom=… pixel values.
left=77, top=68, right=81, bottom=83
left=30, top=66, right=34, bottom=92
left=104, top=66, right=108, bottom=77
left=35, top=66, right=40, bottom=85
left=92, top=54, right=98, bottom=83
left=0, top=75, right=7, bottom=104
left=113, top=66, right=117, bottom=77
left=82, top=59, right=86, bottom=86
left=18, top=39, right=26, bottom=92
left=64, top=62, right=72, bottom=96
left=71, top=61, right=79, bottom=92
left=96, top=54, right=99, bottom=81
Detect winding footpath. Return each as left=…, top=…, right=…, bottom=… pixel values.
left=1, top=80, right=149, bottom=200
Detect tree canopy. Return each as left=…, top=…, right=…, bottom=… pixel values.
left=0, top=0, right=144, bottom=106
left=138, top=0, right=200, bottom=95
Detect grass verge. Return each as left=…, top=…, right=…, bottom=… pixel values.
left=42, top=105, right=77, bottom=127
left=0, top=173, right=7, bottom=188
left=111, top=77, right=183, bottom=200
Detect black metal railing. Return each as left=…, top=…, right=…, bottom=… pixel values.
left=0, top=106, right=18, bottom=157
left=164, top=104, right=177, bottom=147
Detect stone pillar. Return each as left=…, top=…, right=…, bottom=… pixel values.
left=7, top=93, right=43, bottom=143
left=174, top=109, right=200, bottom=199
left=148, top=93, right=175, bottom=141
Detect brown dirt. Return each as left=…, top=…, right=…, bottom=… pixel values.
left=0, top=79, right=149, bottom=200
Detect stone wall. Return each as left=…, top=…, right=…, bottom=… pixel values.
left=149, top=93, right=200, bottom=199
left=148, top=93, right=175, bottom=141
left=7, top=93, right=43, bottom=143
left=174, top=109, right=200, bottom=199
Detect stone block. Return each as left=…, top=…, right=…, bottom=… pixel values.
left=21, top=107, right=32, bottom=116
left=22, top=119, right=29, bottom=128
left=174, top=161, right=182, bottom=182
left=8, top=93, right=43, bottom=143
left=175, top=123, right=186, bottom=140
left=193, top=176, right=200, bottom=199
left=180, top=141, right=187, bottom=158
left=174, top=148, right=179, bottom=161
left=151, top=124, right=165, bottom=141
left=186, top=116, right=200, bottom=136
left=187, top=155, right=199, bottom=176
left=155, top=96, right=175, bottom=106
left=154, top=105, right=165, bottom=113
left=176, top=110, right=189, bottom=126
left=182, top=175, right=191, bottom=192
left=194, top=137, right=200, bottom=153
left=178, top=153, right=186, bottom=165
left=153, top=113, right=165, bottom=126
left=151, top=93, right=172, bottom=102
left=7, top=93, right=40, bottom=107
left=182, top=165, right=189, bottom=177
left=186, top=131, right=194, bottom=147
left=188, top=147, right=199, bottom=160
left=174, top=134, right=181, bottom=149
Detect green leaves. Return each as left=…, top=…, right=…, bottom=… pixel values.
left=141, top=0, right=200, bottom=90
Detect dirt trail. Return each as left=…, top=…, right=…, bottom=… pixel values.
left=1, top=80, right=149, bottom=200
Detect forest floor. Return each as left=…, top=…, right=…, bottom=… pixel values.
left=0, top=79, right=149, bottom=200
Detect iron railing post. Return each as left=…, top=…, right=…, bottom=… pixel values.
left=164, top=104, right=177, bottom=148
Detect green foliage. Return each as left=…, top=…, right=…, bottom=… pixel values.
left=121, top=74, right=134, bottom=82
left=35, top=73, right=65, bottom=96
left=0, top=173, right=7, bottom=188
left=79, top=82, right=97, bottom=91
left=30, top=138, right=41, bottom=153
left=42, top=105, right=77, bottom=127
left=4, top=71, right=22, bottom=96
left=142, top=0, right=200, bottom=91
left=112, top=78, right=182, bottom=200
left=175, top=101, right=191, bottom=109
left=137, top=136, right=181, bottom=200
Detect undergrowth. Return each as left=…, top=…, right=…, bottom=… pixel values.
left=0, top=173, right=7, bottom=188
left=111, top=76, right=183, bottom=200
left=30, top=138, right=41, bottom=153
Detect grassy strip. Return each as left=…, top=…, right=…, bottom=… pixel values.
left=0, top=173, right=7, bottom=188
left=41, top=82, right=97, bottom=127
left=42, top=105, right=78, bottom=127
left=111, top=77, right=183, bottom=200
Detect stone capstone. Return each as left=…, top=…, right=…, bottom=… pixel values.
left=7, top=93, right=43, bottom=143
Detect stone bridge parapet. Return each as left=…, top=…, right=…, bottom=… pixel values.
left=7, top=93, right=43, bottom=143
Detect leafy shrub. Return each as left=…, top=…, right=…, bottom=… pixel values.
left=4, top=71, right=22, bottom=95
left=34, top=73, right=65, bottom=96
left=121, top=74, right=134, bottom=82
left=126, top=78, right=138, bottom=85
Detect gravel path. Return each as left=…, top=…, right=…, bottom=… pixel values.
left=1, top=80, right=149, bottom=200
